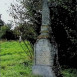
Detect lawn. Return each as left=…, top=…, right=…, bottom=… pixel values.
left=0, top=40, right=77, bottom=77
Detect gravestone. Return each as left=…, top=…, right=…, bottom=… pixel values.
left=32, top=0, right=58, bottom=77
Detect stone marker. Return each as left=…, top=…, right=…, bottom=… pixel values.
left=32, top=0, right=57, bottom=77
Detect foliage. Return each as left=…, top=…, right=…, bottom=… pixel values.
left=62, top=68, right=77, bottom=77
left=9, top=0, right=42, bottom=43
left=0, top=26, right=17, bottom=40
left=13, top=26, right=20, bottom=39
left=19, top=23, right=38, bottom=43
left=49, top=0, right=77, bottom=67
left=0, top=41, right=41, bottom=77
left=0, top=19, right=4, bottom=26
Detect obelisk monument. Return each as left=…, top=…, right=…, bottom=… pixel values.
left=32, top=0, right=56, bottom=77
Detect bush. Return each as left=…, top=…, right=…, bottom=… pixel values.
left=0, top=26, right=17, bottom=40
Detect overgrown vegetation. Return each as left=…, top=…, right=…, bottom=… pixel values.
left=0, top=40, right=41, bottom=77
left=62, top=68, right=77, bottom=77
left=0, top=25, right=19, bottom=40
left=0, top=41, right=77, bottom=77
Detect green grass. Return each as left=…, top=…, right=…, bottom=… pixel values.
left=0, top=40, right=41, bottom=77
left=0, top=40, right=77, bottom=77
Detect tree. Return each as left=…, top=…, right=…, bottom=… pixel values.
left=9, top=0, right=42, bottom=43
left=0, top=19, right=4, bottom=26
left=0, top=25, right=16, bottom=40
left=50, top=0, right=77, bottom=68
left=0, top=26, right=9, bottom=39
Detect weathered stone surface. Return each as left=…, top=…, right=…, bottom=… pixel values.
left=34, top=39, right=55, bottom=66
left=33, top=39, right=56, bottom=77
left=42, top=0, right=50, bottom=26
left=32, top=65, right=56, bottom=77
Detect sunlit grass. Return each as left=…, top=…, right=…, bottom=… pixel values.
left=0, top=40, right=41, bottom=77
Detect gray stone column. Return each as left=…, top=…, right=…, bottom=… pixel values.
left=32, top=0, right=56, bottom=77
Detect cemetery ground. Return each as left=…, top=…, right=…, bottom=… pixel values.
left=0, top=40, right=77, bottom=77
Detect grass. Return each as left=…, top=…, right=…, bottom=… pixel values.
left=0, top=40, right=77, bottom=77
left=62, top=68, right=77, bottom=77
left=0, top=40, right=41, bottom=77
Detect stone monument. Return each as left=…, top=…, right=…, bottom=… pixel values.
left=32, top=0, right=58, bottom=77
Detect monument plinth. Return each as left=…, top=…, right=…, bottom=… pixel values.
left=32, top=0, right=57, bottom=77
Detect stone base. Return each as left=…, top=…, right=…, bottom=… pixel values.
left=32, top=65, right=56, bottom=77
